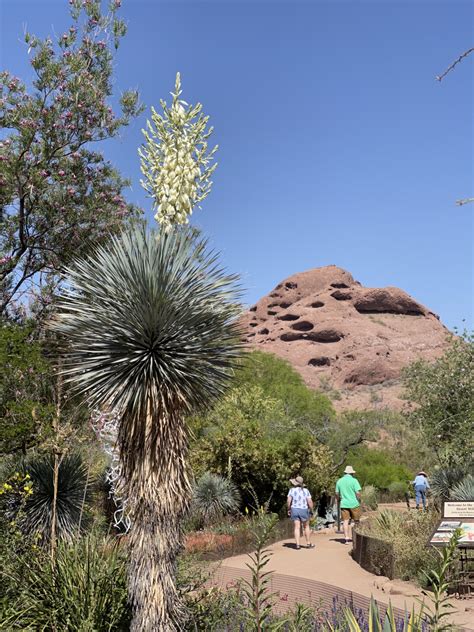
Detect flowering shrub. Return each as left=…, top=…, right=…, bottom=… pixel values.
left=0, top=0, right=143, bottom=318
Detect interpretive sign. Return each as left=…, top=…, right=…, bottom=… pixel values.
left=429, top=502, right=474, bottom=548
left=443, top=501, right=474, bottom=519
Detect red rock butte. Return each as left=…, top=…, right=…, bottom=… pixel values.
left=241, top=265, right=450, bottom=411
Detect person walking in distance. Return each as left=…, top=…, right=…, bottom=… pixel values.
left=335, top=466, right=362, bottom=545
left=412, top=470, right=430, bottom=510
left=287, top=476, right=315, bottom=550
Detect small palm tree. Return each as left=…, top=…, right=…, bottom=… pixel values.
left=51, top=227, right=242, bottom=631
left=192, top=472, right=241, bottom=526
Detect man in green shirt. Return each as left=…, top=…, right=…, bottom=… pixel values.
left=335, top=465, right=362, bottom=544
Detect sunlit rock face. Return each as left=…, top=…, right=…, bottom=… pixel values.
left=241, top=265, right=449, bottom=411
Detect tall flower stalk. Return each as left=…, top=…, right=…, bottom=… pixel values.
left=138, top=73, right=218, bottom=228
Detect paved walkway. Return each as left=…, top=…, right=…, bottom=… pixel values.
left=212, top=527, right=474, bottom=629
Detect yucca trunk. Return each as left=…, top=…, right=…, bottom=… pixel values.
left=121, top=406, right=191, bottom=631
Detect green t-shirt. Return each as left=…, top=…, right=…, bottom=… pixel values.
left=336, top=474, right=362, bottom=509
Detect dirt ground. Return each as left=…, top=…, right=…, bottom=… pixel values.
left=213, top=517, right=474, bottom=630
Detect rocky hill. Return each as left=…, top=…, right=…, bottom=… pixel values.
left=241, top=265, right=450, bottom=411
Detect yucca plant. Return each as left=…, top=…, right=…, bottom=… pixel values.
left=50, top=227, right=242, bottom=631
left=430, top=467, right=466, bottom=501
left=2, top=453, right=90, bottom=542
left=192, top=472, right=241, bottom=526
left=451, top=474, right=474, bottom=501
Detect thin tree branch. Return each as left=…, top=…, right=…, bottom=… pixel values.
left=456, top=197, right=474, bottom=206
left=436, top=47, right=474, bottom=82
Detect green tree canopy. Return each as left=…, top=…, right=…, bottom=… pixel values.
left=345, top=445, right=412, bottom=491
left=0, top=0, right=142, bottom=319
left=403, top=331, right=474, bottom=468
left=190, top=353, right=336, bottom=510
left=235, top=350, right=335, bottom=427
left=0, top=323, right=54, bottom=454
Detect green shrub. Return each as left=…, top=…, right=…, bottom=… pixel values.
left=360, top=485, right=378, bottom=510
left=190, top=385, right=335, bottom=512
left=235, top=350, right=335, bottom=424
left=5, top=534, right=130, bottom=631
left=358, top=509, right=439, bottom=583
left=403, top=331, right=474, bottom=469
left=387, top=481, right=408, bottom=501
left=347, top=446, right=412, bottom=491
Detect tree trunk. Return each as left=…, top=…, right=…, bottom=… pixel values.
left=50, top=369, right=62, bottom=561
left=122, top=407, right=191, bottom=631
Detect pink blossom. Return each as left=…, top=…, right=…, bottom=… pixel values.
left=58, top=170, right=65, bottom=176
left=0, top=255, right=12, bottom=265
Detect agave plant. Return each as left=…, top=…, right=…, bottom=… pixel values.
left=3, top=453, right=90, bottom=542
left=192, top=472, right=241, bottom=526
left=50, top=227, right=242, bottom=631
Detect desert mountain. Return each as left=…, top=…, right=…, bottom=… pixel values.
left=241, top=265, right=450, bottom=411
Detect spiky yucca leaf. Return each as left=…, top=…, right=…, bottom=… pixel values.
left=430, top=468, right=466, bottom=500
left=50, top=227, right=242, bottom=471
left=451, top=474, right=474, bottom=501
left=51, top=227, right=241, bottom=411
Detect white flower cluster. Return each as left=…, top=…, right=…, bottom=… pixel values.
left=139, top=73, right=217, bottom=228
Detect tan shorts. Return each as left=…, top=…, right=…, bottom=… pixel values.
left=341, top=507, right=362, bottom=522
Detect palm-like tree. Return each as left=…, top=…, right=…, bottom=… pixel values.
left=51, top=227, right=242, bottom=631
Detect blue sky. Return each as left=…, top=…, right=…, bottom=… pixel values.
left=1, top=0, right=473, bottom=329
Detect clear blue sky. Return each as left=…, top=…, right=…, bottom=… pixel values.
left=1, top=0, right=473, bottom=330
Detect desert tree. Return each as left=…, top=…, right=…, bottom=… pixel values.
left=0, top=0, right=142, bottom=319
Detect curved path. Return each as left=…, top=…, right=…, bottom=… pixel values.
left=211, top=527, right=473, bottom=630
